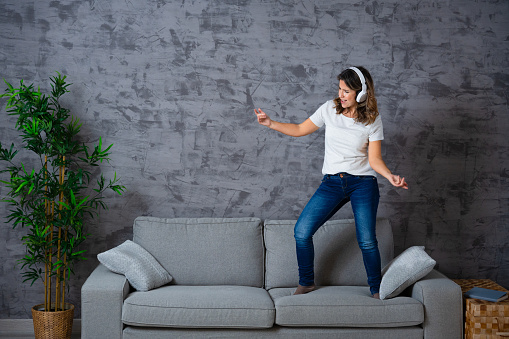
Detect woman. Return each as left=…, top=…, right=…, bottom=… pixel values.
left=254, top=66, right=408, bottom=299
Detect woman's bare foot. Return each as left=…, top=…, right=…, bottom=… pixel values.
left=372, top=293, right=380, bottom=299
left=294, top=284, right=316, bottom=295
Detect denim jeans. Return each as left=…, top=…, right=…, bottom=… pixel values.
left=294, top=172, right=382, bottom=295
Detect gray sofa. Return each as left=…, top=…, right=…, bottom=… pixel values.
left=81, top=217, right=463, bottom=338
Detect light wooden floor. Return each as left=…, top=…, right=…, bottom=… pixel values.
left=0, top=319, right=81, bottom=338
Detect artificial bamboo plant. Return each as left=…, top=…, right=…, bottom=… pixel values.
left=0, top=73, right=125, bottom=312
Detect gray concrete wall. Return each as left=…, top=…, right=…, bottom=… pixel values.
left=0, top=0, right=508, bottom=318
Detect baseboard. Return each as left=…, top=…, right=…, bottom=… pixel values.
left=0, top=319, right=81, bottom=336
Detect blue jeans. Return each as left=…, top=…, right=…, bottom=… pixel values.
left=294, top=172, right=382, bottom=295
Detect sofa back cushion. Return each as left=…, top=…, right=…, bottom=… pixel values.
left=133, top=217, right=264, bottom=287
left=264, top=218, right=394, bottom=289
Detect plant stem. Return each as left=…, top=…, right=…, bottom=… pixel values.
left=44, top=156, right=49, bottom=312
left=62, top=228, right=67, bottom=311
left=55, top=157, right=65, bottom=311
left=48, top=201, right=54, bottom=311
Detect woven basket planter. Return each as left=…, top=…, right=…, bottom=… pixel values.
left=31, top=303, right=74, bottom=339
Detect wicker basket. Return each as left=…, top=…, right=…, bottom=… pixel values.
left=454, top=279, right=509, bottom=338
left=31, top=303, right=74, bottom=339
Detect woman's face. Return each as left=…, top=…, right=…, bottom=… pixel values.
left=338, top=80, right=358, bottom=110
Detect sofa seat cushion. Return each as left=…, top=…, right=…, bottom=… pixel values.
left=122, top=285, right=275, bottom=328
left=269, top=286, right=423, bottom=327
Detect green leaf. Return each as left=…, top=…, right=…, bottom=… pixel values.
left=15, top=181, right=28, bottom=193
left=56, top=201, right=70, bottom=209
left=75, top=196, right=89, bottom=209
left=69, top=189, right=76, bottom=205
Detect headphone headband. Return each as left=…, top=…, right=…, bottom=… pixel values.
left=348, top=67, right=367, bottom=103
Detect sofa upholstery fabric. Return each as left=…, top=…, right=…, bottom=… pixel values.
left=269, top=286, right=424, bottom=327
left=122, top=326, right=424, bottom=339
left=122, top=285, right=275, bottom=328
left=133, top=217, right=264, bottom=287
left=81, top=264, right=129, bottom=339
left=97, top=240, right=172, bottom=291
left=379, top=245, right=436, bottom=299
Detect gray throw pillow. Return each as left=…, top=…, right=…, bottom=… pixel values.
left=379, top=246, right=436, bottom=300
left=98, top=240, right=172, bottom=291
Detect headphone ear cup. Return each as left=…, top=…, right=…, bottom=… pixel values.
left=356, top=90, right=367, bottom=103
left=349, top=67, right=368, bottom=103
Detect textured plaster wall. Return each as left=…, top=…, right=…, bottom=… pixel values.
left=0, top=0, right=508, bottom=318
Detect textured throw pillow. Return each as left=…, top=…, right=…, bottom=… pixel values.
left=98, top=240, right=172, bottom=291
left=379, top=246, right=436, bottom=300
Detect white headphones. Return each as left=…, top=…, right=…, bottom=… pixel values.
left=348, top=67, right=367, bottom=103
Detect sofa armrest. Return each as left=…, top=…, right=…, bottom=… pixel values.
left=408, top=269, right=463, bottom=339
left=81, top=264, right=130, bottom=339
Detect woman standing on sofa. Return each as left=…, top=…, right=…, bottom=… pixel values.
left=254, top=66, right=408, bottom=299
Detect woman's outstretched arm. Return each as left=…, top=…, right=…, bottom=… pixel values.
left=254, top=108, right=319, bottom=137
left=368, top=140, right=408, bottom=189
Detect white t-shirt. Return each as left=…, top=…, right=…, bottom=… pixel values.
left=309, top=100, right=384, bottom=176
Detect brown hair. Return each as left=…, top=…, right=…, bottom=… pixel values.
left=333, top=66, right=379, bottom=125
